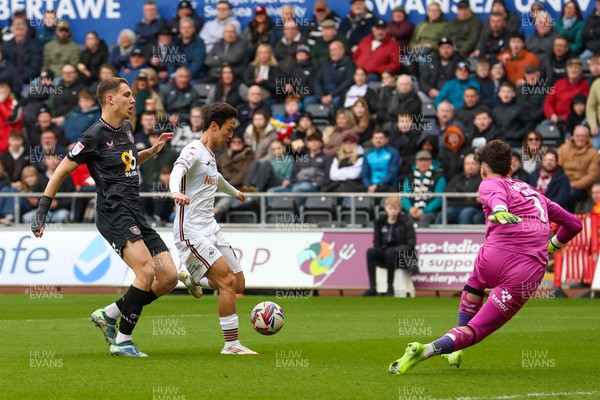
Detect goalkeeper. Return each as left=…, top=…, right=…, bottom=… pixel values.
left=389, top=140, right=582, bottom=375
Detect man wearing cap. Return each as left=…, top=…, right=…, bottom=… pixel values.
left=434, top=62, right=480, bottom=109
left=448, top=0, right=481, bottom=56
left=419, top=37, right=466, bottom=101
left=339, top=0, right=377, bottom=51
left=200, top=0, right=241, bottom=53
left=241, top=5, right=274, bottom=56
left=516, top=65, right=547, bottom=132
left=307, top=1, right=342, bottom=45
left=498, top=31, right=540, bottom=85
left=204, top=23, right=246, bottom=82
left=352, top=19, right=400, bottom=79
left=284, top=44, right=316, bottom=98
left=541, top=36, right=575, bottom=86
left=401, top=149, right=446, bottom=227
left=387, top=6, right=414, bottom=54
left=176, top=17, right=206, bottom=82
left=311, top=19, right=350, bottom=69
left=472, top=12, right=509, bottom=62
left=167, top=0, right=203, bottom=33
left=544, top=58, right=589, bottom=126
left=143, top=25, right=181, bottom=82
left=526, top=11, right=559, bottom=61
left=42, top=20, right=80, bottom=77
left=120, top=48, right=149, bottom=86
left=313, top=40, right=356, bottom=109
left=1, top=19, right=42, bottom=86
left=134, top=0, right=168, bottom=48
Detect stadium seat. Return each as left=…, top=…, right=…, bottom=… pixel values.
left=338, top=196, right=375, bottom=226
left=193, top=83, right=214, bottom=105
left=266, top=196, right=299, bottom=224
left=301, top=196, right=336, bottom=224
left=226, top=210, right=258, bottom=223
left=537, top=123, right=562, bottom=147
left=306, top=104, right=333, bottom=125
left=367, top=81, right=382, bottom=91
left=421, top=102, right=436, bottom=118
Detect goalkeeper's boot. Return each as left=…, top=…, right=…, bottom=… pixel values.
left=90, top=308, right=117, bottom=345
left=179, top=270, right=203, bottom=299
left=388, top=342, right=425, bottom=375
left=110, top=341, right=148, bottom=357
left=220, top=343, right=258, bottom=355
left=442, top=350, right=464, bottom=368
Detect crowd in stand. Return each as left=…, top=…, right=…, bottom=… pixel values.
left=2, top=0, right=600, bottom=226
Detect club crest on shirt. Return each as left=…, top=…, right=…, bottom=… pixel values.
left=126, top=130, right=134, bottom=143
left=130, top=225, right=141, bottom=235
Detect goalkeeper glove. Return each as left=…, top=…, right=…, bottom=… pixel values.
left=488, top=207, right=522, bottom=224
left=548, top=236, right=563, bottom=254
left=30, top=195, right=53, bottom=234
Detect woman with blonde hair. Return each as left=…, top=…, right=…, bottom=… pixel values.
left=325, top=133, right=365, bottom=192
left=323, top=109, right=361, bottom=157
left=242, top=43, right=281, bottom=101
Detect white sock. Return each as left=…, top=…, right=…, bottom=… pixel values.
left=115, top=332, right=132, bottom=344
left=199, top=277, right=211, bottom=289
left=220, top=314, right=239, bottom=347
left=423, top=343, right=436, bottom=360
left=104, top=303, right=121, bottom=319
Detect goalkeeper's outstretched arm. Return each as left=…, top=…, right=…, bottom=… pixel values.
left=547, top=201, right=583, bottom=253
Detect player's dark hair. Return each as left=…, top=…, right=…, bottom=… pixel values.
left=201, top=102, right=238, bottom=131
left=474, top=139, right=512, bottom=176
left=96, top=77, right=128, bottom=107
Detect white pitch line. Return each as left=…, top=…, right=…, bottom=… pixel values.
left=433, top=391, right=598, bottom=400
left=0, top=314, right=211, bottom=323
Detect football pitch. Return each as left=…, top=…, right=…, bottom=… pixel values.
left=1, top=294, right=599, bottom=400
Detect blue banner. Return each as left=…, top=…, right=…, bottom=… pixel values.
left=0, top=0, right=595, bottom=45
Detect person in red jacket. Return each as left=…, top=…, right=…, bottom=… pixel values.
left=352, top=19, right=400, bottom=81
left=544, top=58, right=589, bottom=126
left=0, top=79, right=22, bottom=153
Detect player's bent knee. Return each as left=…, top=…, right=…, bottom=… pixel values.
left=235, top=273, right=245, bottom=293
left=136, top=265, right=156, bottom=287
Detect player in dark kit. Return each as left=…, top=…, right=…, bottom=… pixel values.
left=31, top=77, right=178, bottom=357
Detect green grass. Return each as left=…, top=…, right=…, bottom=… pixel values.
left=1, top=294, right=599, bottom=400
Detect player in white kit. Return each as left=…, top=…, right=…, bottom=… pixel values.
left=170, top=102, right=257, bottom=355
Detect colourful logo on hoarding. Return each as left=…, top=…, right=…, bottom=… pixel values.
left=74, top=235, right=112, bottom=282
left=298, top=241, right=356, bottom=286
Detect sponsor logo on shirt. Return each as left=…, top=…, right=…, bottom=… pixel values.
left=121, top=150, right=138, bottom=177
left=204, top=175, right=217, bottom=186
left=71, top=141, right=84, bottom=156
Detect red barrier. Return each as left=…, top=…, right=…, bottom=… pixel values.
left=553, top=214, right=599, bottom=287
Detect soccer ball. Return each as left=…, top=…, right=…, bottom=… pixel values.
left=250, top=301, right=285, bottom=335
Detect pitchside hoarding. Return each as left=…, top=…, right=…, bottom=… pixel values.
left=0, top=228, right=483, bottom=290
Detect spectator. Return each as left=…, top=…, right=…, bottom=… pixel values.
left=342, top=67, right=376, bottom=110
left=541, top=36, right=574, bottom=86
left=0, top=50, right=21, bottom=97
left=307, top=1, right=342, bottom=45
left=472, top=12, right=509, bottom=61
left=351, top=98, right=376, bottom=145
left=339, top=0, right=377, bottom=51
left=42, top=20, right=80, bottom=77
left=268, top=133, right=332, bottom=193
left=167, top=0, right=203, bottom=33
left=47, top=64, right=85, bottom=119
left=435, top=154, right=484, bottom=225
left=520, top=130, right=545, bottom=174
left=324, top=133, right=365, bottom=192
left=472, top=59, right=496, bottom=108
left=1, top=19, right=41, bottom=87
left=419, top=37, right=464, bottom=102
left=241, top=5, right=274, bottom=57
left=362, top=128, right=399, bottom=193
left=402, top=149, right=446, bottom=227
left=204, top=23, right=246, bottom=83
left=511, top=150, right=530, bottom=182
left=78, top=31, right=108, bottom=86
left=289, top=113, right=320, bottom=155
left=284, top=44, right=316, bottom=100
left=387, top=6, right=414, bottom=54
left=107, top=29, right=136, bottom=71
left=516, top=65, right=548, bottom=134
left=480, top=0, right=520, bottom=38
left=455, top=87, right=481, bottom=130
left=172, top=106, right=203, bottom=152
left=243, top=110, right=277, bottom=160
left=119, top=48, right=149, bottom=85
left=582, top=0, right=600, bottom=57
left=493, top=81, right=526, bottom=146
left=544, top=58, right=589, bottom=127
left=236, top=84, right=272, bottom=133
left=377, top=74, right=421, bottom=128
left=590, top=182, right=600, bottom=213
left=557, top=125, right=600, bottom=211
left=0, top=10, right=32, bottom=43
left=585, top=68, right=600, bottom=147
left=89, top=63, right=117, bottom=98
left=0, top=130, right=28, bottom=184
left=312, top=40, right=356, bottom=110
left=139, top=130, right=178, bottom=194
left=269, top=5, right=296, bottom=49
left=352, top=19, right=400, bottom=80
left=364, top=196, right=416, bottom=297
left=242, top=138, right=294, bottom=192
left=439, top=125, right=471, bottom=181
left=37, top=130, right=66, bottom=157
left=528, top=148, right=571, bottom=209
left=61, top=89, right=101, bottom=145
left=200, top=0, right=241, bottom=53
left=416, top=135, right=442, bottom=170
left=35, top=10, right=57, bottom=46
left=522, top=1, right=547, bottom=37
left=448, top=0, right=481, bottom=56
left=206, top=65, right=245, bottom=109
left=0, top=162, right=16, bottom=225
left=273, top=20, right=308, bottom=74
left=242, top=43, right=282, bottom=101
left=158, top=67, right=201, bottom=122
left=587, top=54, right=600, bottom=85
left=130, top=70, right=165, bottom=130
left=177, top=17, right=206, bottom=82
left=409, top=2, right=447, bottom=52
left=8, top=166, right=40, bottom=223
left=311, top=19, right=350, bottom=69
left=133, top=111, right=156, bottom=149
left=434, top=62, right=480, bottom=109
left=555, top=1, right=584, bottom=55
left=469, top=106, right=505, bottom=149
left=0, top=80, right=22, bottom=153
left=144, top=25, right=181, bottom=83
left=421, top=100, right=466, bottom=146
left=323, top=109, right=361, bottom=157
left=134, top=0, right=167, bottom=48
left=526, top=11, right=560, bottom=61
left=485, top=60, right=508, bottom=108
left=498, top=32, right=540, bottom=85
left=394, top=113, right=422, bottom=178
left=566, top=93, right=587, bottom=135
left=142, top=165, right=173, bottom=224
left=27, top=107, right=65, bottom=148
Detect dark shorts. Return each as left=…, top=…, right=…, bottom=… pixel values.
left=96, top=204, right=168, bottom=258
